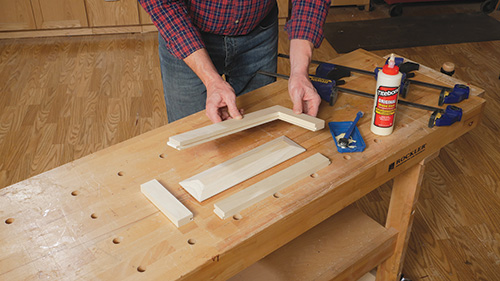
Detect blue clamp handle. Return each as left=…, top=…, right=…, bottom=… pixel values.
left=309, top=75, right=337, bottom=106
left=344, top=111, right=364, bottom=140
left=429, top=105, right=463, bottom=127
left=438, top=84, right=470, bottom=106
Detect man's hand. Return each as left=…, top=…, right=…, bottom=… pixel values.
left=205, top=79, right=242, bottom=123
left=184, top=48, right=242, bottom=123
left=288, top=73, right=321, bottom=116
left=288, top=39, right=321, bottom=117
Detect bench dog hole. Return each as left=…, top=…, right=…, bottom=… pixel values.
left=137, top=266, right=146, bottom=273
left=188, top=239, right=196, bottom=245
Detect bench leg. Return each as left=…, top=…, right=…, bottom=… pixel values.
left=376, top=159, right=426, bottom=281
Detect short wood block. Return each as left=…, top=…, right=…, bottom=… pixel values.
left=141, top=179, right=193, bottom=227
left=229, top=205, right=398, bottom=281
left=180, top=136, right=305, bottom=202
left=214, top=153, right=331, bottom=219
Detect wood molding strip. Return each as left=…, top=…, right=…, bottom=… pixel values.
left=180, top=136, right=306, bottom=202
left=214, top=153, right=330, bottom=219
left=167, top=105, right=324, bottom=150
left=141, top=179, right=193, bottom=227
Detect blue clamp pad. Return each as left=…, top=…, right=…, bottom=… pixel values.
left=428, top=105, right=463, bottom=128
left=316, top=63, right=335, bottom=78
left=329, top=121, right=366, bottom=153
left=439, top=84, right=470, bottom=105
left=436, top=105, right=463, bottom=127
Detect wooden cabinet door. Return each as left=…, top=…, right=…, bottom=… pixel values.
left=31, top=0, right=88, bottom=29
left=0, top=0, right=36, bottom=31
left=85, top=0, right=140, bottom=27
left=138, top=2, right=153, bottom=25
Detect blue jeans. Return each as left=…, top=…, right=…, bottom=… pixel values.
left=158, top=6, right=278, bottom=123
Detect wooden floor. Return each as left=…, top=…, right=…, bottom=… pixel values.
left=1, top=2, right=499, bottom=280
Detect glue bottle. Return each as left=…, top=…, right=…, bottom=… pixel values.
left=370, top=54, right=403, bottom=136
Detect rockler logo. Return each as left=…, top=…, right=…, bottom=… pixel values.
left=377, top=86, right=398, bottom=97
left=388, top=143, right=426, bottom=172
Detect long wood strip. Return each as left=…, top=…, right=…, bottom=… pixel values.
left=141, top=179, right=193, bottom=227
left=214, top=153, right=331, bottom=219
left=277, top=109, right=325, bottom=131
left=180, top=136, right=305, bottom=202
left=167, top=105, right=324, bottom=150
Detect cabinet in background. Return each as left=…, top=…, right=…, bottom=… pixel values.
left=31, top=0, right=88, bottom=29
left=0, top=0, right=37, bottom=31
left=85, top=0, right=140, bottom=27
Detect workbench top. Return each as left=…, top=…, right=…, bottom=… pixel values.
left=0, top=49, right=485, bottom=280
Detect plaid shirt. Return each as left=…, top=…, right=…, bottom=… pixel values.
left=139, top=0, right=330, bottom=59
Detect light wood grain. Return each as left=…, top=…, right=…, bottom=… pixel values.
left=0, top=33, right=165, bottom=188
left=214, top=153, right=331, bottom=219
left=230, top=205, right=397, bottom=281
left=138, top=2, right=153, bottom=25
left=180, top=136, right=306, bottom=202
left=277, top=0, right=290, bottom=22
left=141, top=179, right=193, bottom=227
left=85, top=0, right=140, bottom=27
left=31, top=0, right=88, bottom=29
left=377, top=160, right=425, bottom=280
left=167, top=105, right=324, bottom=150
left=0, top=0, right=36, bottom=31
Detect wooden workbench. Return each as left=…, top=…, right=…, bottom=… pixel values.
left=0, top=49, right=485, bottom=281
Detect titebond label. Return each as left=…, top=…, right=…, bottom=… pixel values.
left=373, top=86, right=398, bottom=128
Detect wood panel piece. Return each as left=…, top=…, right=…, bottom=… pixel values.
left=85, top=0, right=140, bottom=27
left=214, top=153, right=331, bottom=219
left=138, top=2, right=153, bottom=25
left=180, top=136, right=305, bottom=202
left=168, top=105, right=325, bottom=150
left=31, top=0, right=88, bottom=29
left=0, top=0, right=36, bottom=31
left=229, top=205, right=398, bottom=281
left=141, top=179, right=193, bottom=227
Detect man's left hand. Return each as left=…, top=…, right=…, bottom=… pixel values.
left=288, top=74, right=321, bottom=117
left=288, top=39, right=321, bottom=117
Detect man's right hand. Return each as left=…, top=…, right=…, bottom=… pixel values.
left=184, top=48, right=242, bottom=123
left=205, top=79, right=242, bottom=123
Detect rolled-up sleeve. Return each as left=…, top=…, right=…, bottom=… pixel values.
left=139, top=0, right=205, bottom=59
left=285, top=0, right=331, bottom=48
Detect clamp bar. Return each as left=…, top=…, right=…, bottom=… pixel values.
left=335, top=86, right=443, bottom=113
left=407, top=79, right=453, bottom=92
left=278, top=53, right=376, bottom=77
